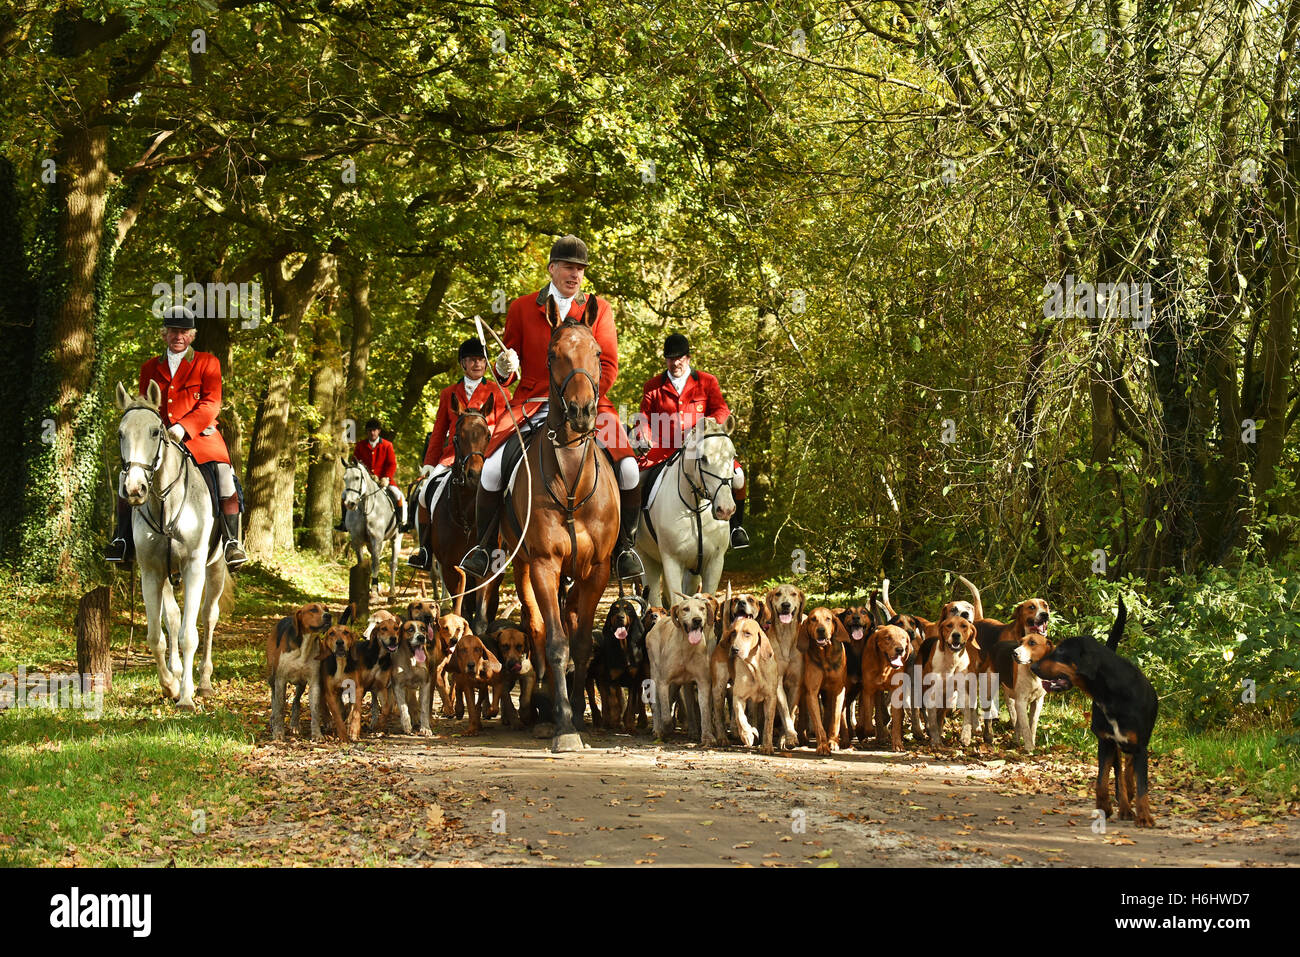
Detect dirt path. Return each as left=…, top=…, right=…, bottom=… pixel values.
left=237, top=724, right=1298, bottom=867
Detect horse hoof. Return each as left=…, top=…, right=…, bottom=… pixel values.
left=176, top=700, right=196, bottom=712
left=551, top=732, right=586, bottom=753
left=197, top=687, right=214, bottom=699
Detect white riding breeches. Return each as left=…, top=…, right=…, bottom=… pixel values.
left=733, top=466, right=745, bottom=490
left=481, top=404, right=640, bottom=492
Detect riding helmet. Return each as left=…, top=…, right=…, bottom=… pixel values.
left=161, top=304, right=196, bottom=329
left=459, top=337, right=486, bottom=361
left=663, top=333, right=691, bottom=359
left=549, top=235, right=589, bottom=266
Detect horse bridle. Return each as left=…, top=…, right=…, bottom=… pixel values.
left=342, top=465, right=398, bottom=534
left=546, top=330, right=601, bottom=446
left=542, top=328, right=604, bottom=577
left=451, top=407, right=489, bottom=486
left=679, top=432, right=735, bottom=510
left=119, top=406, right=187, bottom=505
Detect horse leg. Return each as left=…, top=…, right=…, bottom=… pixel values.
left=569, top=567, right=607, bottom=733
left=532, top=564, right=582, bottom=752
left=369, top=535, right=382, bottom=593
left=700, top=537, right=727, bottom=596
left=141, top=568, right=180, bottom=700
left=641, top=549, right=665, bottom=609
left=660, top=552, right=688, bottom=604
left=163, top=577, right=182, bottom=679
left=389, top=529, right=401, bottom=601
left=197, top=562, right=224, bottom=697
left=175, top=558, right=205, bottom=710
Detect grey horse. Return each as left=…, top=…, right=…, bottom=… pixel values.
left=115, top=381, right=231, bottom=709
left=341, top=459, right=402, bottom=599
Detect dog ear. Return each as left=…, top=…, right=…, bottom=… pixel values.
left=795, top=588, right=807, bottom=619
left=796, top=617, right=810, bottom=652
left=832, top=617, right=851, bottom=644
left=764, top=589, right=779, bottom=624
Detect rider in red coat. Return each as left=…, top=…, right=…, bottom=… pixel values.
left=407, top=338, right=509, bottom=570
left=633, top=333, right=749, bottom=548
left=105, top=305, right=248, bottom=569
left=334, top=418, right=403, bottom=531
left=460, top=235, right=644, bottom=582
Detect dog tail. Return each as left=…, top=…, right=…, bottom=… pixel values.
left=958, top=575, right=983, bottom=621
left=218, top=568, right=236, bottom=617
left=453, top=565, right=467, bottom=620
left=1106, top=595, right=1127, bottom=650
left=880, top=578, right=897, bottom=619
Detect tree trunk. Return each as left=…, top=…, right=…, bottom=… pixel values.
left=302, top=311, right=345, bottom=552
left=392, top=266, right=454, bottom=430
left=75, top=585, right=112, bottom=692
left=344, top=258, right=373, bottom=402
left=243, top=254, right=336, bottom=558
left=0, top=158, right=37, bottom=558
left=748, top=300, right=777, bottom=517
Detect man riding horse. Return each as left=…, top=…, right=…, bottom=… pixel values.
left=634, top=333, right=749, bottom=548
left=460, top=235, right=644, bottom=583
left=105, top=304, right=247, bottom=570
left=335, top=417, right=403, bottom=531
left=407, top=338, right=508, bottom=571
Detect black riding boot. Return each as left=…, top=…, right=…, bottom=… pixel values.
left=407, top=522, right=433, bottom=570
left=222, top=512, right=249, bottom=571
left=729, top=498, right=750, bottom=549
left=104, top=497, right=134, bottom=566
left=333, top=494, right=347, bottom=532
left=460, top=485, right=504, bottom=579
left=615, top=486, right=646, bottom=582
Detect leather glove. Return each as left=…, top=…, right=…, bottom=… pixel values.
left=168, top=424, right=186, bottom=441
left=495, top=347, right=520, bottom=378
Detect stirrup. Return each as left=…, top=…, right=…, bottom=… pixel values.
left=104, top=538, right=132, bottom=566
left=407, top=547, right=432, bottom=570
left=460, top=545, right=491, bottom=579
left=224, top=541, right=248, bottom=570
left=615, top=548, right=645, bottom=582
left=730, top=526, right=750, bottom=549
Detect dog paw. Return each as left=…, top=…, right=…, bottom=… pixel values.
left=816, top=744, right=831, bottom=756
left=759, top=744, right=774, bottom=756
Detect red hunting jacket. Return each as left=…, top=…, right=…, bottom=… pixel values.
left=636, top=369, right=730, bottom=469
left=138, top=348, right=231, bottom=465
left=354, top=438, right=396, bottom=481
left=488, top=287, right=633, bottom=461
left=423, top=378, right=509, bottom=467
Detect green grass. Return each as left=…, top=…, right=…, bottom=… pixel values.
left=0, top=554, right=346, bottom=866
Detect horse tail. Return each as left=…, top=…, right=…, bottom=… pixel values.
left=218, top=568, right=236, bottom=617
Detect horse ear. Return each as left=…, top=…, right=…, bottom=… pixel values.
left=546, top=297, right=560, bottom=327
left=450, top=393, right=463, bottom=416
left=723, top=415, right=736, bottom=435
left=115, top=381, right=130, bottom=412
left=481, top=391, right=495, bottom=416
left=583, top=294, right=598, bottom=326
left=146, top=380, right=162, bottom=409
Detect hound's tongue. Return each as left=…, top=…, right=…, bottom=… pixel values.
left=414, top=647, right=426, bottom=664
left=889, top=655, right=904, bottom=668
left=615, top=627, right=628, bottom=642
left=779, top=613, right=793, bottom=625
left=688, top=628, right=704, bottom=645
left=851, top=628, right=864, bottom=641
left=1029, top=622, right=1046, bottom=635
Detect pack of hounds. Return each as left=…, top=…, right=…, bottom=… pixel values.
left=265, top=575, right=1158, bottom=828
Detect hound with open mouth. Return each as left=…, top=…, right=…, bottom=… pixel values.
left=859, top=624, right=914, bottom=751
left=762, top=584, right=806, bottom=749
left=646, top=592, right=718, bottom=745
left=917, top=612, right=982, bottom=748
left=1032, top=598, right=1158, bottom=826
left=484, top=620, right=536, bottom=729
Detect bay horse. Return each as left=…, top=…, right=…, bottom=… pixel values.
left=503, top=296, right=620, bottom=752
left=424, top=392, right=500, bottom=629
left=115, top=381, right=231, bottom=709
left=341, top=460, right=402, bottom=599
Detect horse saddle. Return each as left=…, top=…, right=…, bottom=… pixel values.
left=500, top=424, right=622, bottom=540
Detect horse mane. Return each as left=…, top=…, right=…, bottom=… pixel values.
left=122, top=393, right=160, bottom=414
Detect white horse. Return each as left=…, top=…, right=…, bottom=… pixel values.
left=342, top=459, right=402, bottom=599
left=115, top=381, right=230, bottom=709
left=636, top=417, right=738, bottom=607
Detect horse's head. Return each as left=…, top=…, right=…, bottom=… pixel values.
left=451, top=392, right=493, bottom=489
left=340, top=459, right=366, bottom=511
left=546, top=297, right=601, bottom=437
left=115, top=380, right=167, bottom=505
left=684, top=417, right=738, bottom=521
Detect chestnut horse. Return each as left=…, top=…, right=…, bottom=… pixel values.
left=427, top=393, right=500, bottom=629
left=504, top=297, right=620, bottom=752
